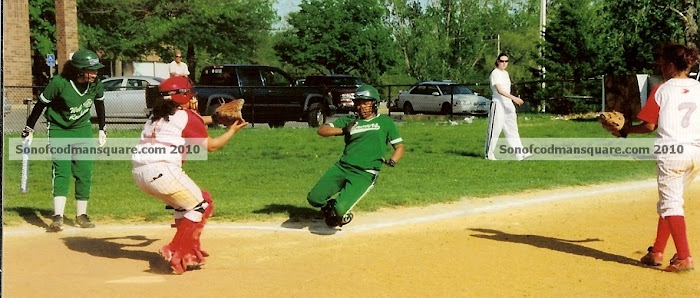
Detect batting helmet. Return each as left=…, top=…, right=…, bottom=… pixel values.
left=354, top=84, right=380, bottom=102
left=71, top=49, right=104, bottom=70
left=159, top=76, right=195, bottom=104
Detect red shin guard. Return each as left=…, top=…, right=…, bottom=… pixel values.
left=161, top=193, right=215, bottom=274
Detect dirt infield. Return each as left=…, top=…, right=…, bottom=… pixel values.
left=4, top=179, right=700, bottom=297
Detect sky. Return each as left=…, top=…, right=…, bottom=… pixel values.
left=273, top=0, right=431, bottom=28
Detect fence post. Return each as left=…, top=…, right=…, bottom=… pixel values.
left=24, top=97, right=33, bottom=119
left=601, top=75, right=605, bottom=112
left=387, top=85, right=392, bottom=117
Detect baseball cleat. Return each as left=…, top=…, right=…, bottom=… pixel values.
left=321, top=202, right=338, bottom=227
left=640, top=246, right=663, bottom=266
left=338, top=212, right=353, bottom=227
left=665, top=254, right=694, bottom=273
left=159, top=245, right=174, bottom=261
left=159, top=245, right=186, bottom=274
left=75, top=214, right=95, bottom=228
left=47, top=215, right=64, bottom=232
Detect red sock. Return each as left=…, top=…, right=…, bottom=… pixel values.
left=652, top=216, right=671, bottom=253
left=666, top=216, right=691, bottom=259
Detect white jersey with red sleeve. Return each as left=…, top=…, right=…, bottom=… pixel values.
left=638, top=78, right=700, bottom=145
left=132, top=109, right=208, bottom=167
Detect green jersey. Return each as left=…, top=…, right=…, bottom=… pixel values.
left=331, top=114, right=403, bottom=170
left=39, top=75, right=104, bottom=129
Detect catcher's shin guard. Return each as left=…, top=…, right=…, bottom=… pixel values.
left=193, top=191, right=214, bottom=257
left=161, top=197, right=214, bottom=274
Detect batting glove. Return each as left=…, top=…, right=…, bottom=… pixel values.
left=21, top=126, right=34, bottom=146
left=382, top=158, right=396, bottom=167
left=98, top=130, right=107, bottom=147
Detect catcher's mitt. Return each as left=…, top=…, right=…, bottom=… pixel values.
left=598, top=111, right=625, bottom=132
left=213, top=99, right=244, bottom=126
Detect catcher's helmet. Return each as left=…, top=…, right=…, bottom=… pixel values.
left=71, top=49, right=104, bottom=70
left=354, top=84, right=380, bottom=102
left=159, top=76, right=195, bottom=104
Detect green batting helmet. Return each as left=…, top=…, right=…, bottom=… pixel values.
left=354, top=84, right=380, bottom=102
left=71, top=49, right=104, bottom=70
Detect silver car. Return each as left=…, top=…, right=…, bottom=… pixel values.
left=397, top=81, right=491, bottom=115
left=92, top=76, right=164, bottom=118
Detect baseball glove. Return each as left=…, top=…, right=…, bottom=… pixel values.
left=212, top=99, right=244, bottom=126
left=598, top=111, right=625, bottom=132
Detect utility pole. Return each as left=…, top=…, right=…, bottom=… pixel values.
left=539, top=0, right=547, bottom=112
left=539, top=0, right=546, bottom=83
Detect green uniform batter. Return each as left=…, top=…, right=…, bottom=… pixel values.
left=23, top=49, right=106, bottom=232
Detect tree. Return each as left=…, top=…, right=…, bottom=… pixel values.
left=76, top=0, right=278, bottom=80
left=385, top=0, right=540, bottom=85
left=29, top=0, right=57, bottom=86
left=604, top=0, right=686, bottom=74
left=541, top=0, right=609, bottom=81
left=274, top=0, right=398, bottom=84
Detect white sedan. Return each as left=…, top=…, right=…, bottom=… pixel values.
left=92, top=76, right=164, bottom=118
left=397, top=81, right=490, bottom=115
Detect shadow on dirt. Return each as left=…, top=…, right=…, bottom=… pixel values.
left=62, top=235, right=172, bottom=274
left=253, top=204, right=340, bottom=235
left=469, top=228, right=645, bottom=267
left=4, top=207, right=90, bottom=230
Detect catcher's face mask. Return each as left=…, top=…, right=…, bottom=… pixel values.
left=159, top=77, right=195, bottom=104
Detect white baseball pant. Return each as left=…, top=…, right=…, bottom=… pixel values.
left=484, top=100, right=525, bottom=160
left=133, top=162, right=205, bottom=222
left=656, top=146, right=700, bottom=217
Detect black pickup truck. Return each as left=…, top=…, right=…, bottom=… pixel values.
left=193, top=65, right=331, bottom=127
left=303, top=74, right=362, bottom=114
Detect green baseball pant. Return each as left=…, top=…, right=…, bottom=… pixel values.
left=48, top=125, right=94, bottom=200
left=307, top=161, right=377, bottom=217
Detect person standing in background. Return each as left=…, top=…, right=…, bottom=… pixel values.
left=484, top=53, right=529, bottom=161
left=169, top=49, right=190, bottom=78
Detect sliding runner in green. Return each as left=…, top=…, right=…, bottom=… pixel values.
left=307, top=84, right=405, bottom=227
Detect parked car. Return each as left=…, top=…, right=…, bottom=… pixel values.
left=92, top=76, right=164, bottom=118
left=397, top=81, right=490, bottom=115
left=304, top=74, right=364, bottom=113
left=193, top=65, right=329, bottom=127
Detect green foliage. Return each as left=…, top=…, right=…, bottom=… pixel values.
left=28, top=0, right=56, bottom=56
left=604, top=0, right=687, bottom=74
left=274, top=0, right=398, bottom=84
left=385, top=0, right=540, bottom=85
left=3, top=115, right=658, bottom=224
left=23, top=0, right=699, bottom=95
left=75, top=0, right=277, bottom=80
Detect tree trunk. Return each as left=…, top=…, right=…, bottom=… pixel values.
left=683, top=0, right=699, bottom=49
left=187, top=43, right=196, bottom=81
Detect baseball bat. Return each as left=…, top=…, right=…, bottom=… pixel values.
left=20, top=138, right=29, bottom=193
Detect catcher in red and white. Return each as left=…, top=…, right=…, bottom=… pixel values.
left=131, top=77, right=247, bottom=274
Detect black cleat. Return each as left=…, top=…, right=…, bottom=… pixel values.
left=47, top=215, right=64, bottom=232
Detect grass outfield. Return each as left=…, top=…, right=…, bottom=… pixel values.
left=2, top=113, right=658, bottom=225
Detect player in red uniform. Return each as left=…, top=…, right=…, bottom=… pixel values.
left=612, top=42, right=698, bottom=272
left=131, top=77, right=247, bottom=274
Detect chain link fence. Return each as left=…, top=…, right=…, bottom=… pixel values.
left=382, top=77, right=604, bottom=116
left=3, top=78, right=605, bottom=133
